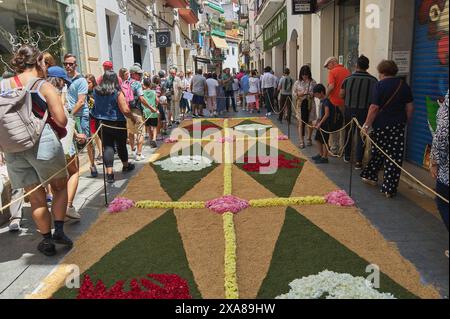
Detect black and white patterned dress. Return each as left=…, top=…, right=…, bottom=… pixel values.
left=360, top=77, right=413, bottom=196
left=431, top=91, right=449, bottom=186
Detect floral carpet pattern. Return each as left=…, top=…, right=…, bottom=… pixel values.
left=29, top=117, right=440, bottom=299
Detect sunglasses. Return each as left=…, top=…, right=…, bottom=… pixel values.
left=63, top=62, right=76, bottom=67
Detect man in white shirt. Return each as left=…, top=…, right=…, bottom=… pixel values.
left=261, top=66, right=277, bottom=116
left=206, top=73, right=219, bottom=116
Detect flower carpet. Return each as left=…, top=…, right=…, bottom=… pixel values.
left=30, top=117, right=440, bottom=299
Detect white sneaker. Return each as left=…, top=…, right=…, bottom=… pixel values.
left=8, top=218, right=21, bottom=232
left=66, top=206, right=81, bottom=220
left=135, top=154, right=144, bottom=161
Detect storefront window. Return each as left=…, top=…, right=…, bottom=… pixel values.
left=0, top=0, right=81, bottom=75
left=338, top=0, right=360, bottom=72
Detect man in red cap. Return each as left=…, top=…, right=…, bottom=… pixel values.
left=97, top=61, right=122, bottom=85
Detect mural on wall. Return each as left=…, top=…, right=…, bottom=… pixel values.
left=418, top=0, right=449, bottom=131
left=418, top=0, right=449, bottom=65
left=408, top=0, right=449, bottom=167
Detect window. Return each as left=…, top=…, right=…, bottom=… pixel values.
left=0, top=0, right=82, bottom=73
left=232, top=47, right=235, bottom=55
left=339, top=1, right=360, bottom=72
left=106, top=15, right=114, bottom=64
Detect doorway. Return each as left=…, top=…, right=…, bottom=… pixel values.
left=133, top=42, right=142, bottom=66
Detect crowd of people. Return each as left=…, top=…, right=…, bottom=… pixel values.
left=0, top=44, right=448, bottom=257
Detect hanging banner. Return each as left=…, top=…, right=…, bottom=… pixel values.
left=292, top=0, right=316, bottom=14
left=263, top=7, right=287, bottom=51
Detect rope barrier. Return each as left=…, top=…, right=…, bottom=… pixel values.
left=353, top=118, right=449, bottom=204
left=284, top=95, right=353, bottom=157
left=1, top=112, right=447, bottom=212
left=272, top=95, right=448, bottom=202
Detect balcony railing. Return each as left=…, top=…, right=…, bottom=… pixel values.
left=240, top=40, right=250, bottom=54
left=239, top=4, right=249, bottom=19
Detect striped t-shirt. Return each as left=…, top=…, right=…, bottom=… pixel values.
left=341, top=71, right=378, bottom=110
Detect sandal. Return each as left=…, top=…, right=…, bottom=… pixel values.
left=306, top=139, right=312, bottom=146
left=299, top=142, right=305, bottom=149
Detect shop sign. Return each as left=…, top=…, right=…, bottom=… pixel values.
left=292, top=0, right=316, bottom=14
left=263, top=7, right=287, bottom=51
left=156, top=31, right=171, bottom=48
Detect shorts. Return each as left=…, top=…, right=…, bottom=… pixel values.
left=315, top=127, right=330, bottom=145
left=75, top=115, right=91, bottom=138
left=158, top=105, right=166, bottom=121
left=192, top=94, right=205, bottom=105
left=180, top=98, right=189, bottom=110
left=126, top=109, right=145, bottom=135
left=4, top=124, right=68, bottom=189
left=145, top=117, right=158, bottom=127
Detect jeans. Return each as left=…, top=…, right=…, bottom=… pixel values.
left=263, top=88, right=274, bottom=113
left=224, top=90, right=237, bottom=112
left=436, top=180, right=449, bottom=231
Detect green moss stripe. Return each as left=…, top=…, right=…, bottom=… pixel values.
left=257, top=207, right=417, bottom=299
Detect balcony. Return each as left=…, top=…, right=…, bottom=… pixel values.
left=254, top=0, right=284, bottom=26
left=165, top=0, right=189, bottom=8
left=239, top=1, right=249, bottom=21
left=240, top=40, right=250, bottom=54
left=178, top=0, right=200, bottom=24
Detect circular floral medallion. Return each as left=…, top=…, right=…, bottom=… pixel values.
left=153, top=155, right=213, bottom=172
left=276, top=270, right=396, bottom=299
left=234, top=124, right=272, bottom=132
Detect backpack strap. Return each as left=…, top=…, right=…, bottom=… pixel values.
left=13, top=75, right=22, bottom=88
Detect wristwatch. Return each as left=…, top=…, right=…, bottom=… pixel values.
left=362, top=124, right=370, bottom=130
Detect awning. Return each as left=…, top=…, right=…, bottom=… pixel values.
left=206, top=2, right=225, bottom=14
left=211, top=36, right=229, bottom=49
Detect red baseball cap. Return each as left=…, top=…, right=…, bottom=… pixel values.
left=103, top=61, right=113, bottom=69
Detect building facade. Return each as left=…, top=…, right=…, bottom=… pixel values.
left=0, top=0, right=86, bottom=74
left=247, top=0, right=449, bottom=169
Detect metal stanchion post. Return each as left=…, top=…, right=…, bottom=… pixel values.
left=100, top=123, right=108, bottom=207
left=349, top=120, right=354, bottom=197
left=287, top=98, right=291, bottom=139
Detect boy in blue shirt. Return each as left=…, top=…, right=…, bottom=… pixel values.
left=312, top=84, right=343, bottom=164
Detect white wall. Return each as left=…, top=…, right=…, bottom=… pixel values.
left=359, top=0, right=393, bottom=76
left=310, top=4, right=335, bottom=83
left=96, top=0, right=133, bottom=74
left=223, top=41, right=240, bottom=73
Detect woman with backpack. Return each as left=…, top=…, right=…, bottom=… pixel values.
left=360, top=60, right=414, bottom=198
left=91, top=70, right=136, bottom=184
left=0, top=45, right=72, bottom=256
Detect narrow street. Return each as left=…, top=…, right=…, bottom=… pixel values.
left=0, top=111, right=448, bottom=298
